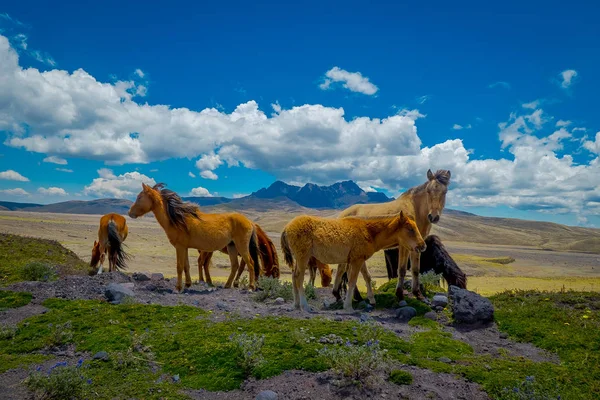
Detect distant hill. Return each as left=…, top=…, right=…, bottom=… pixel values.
left=0, top=201, right=43, bottom=211
left=29, top=199, right=134, bottom=215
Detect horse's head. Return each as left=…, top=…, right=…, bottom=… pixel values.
left=320, top=262, right=333, bottom=287
left=128, top=183, right=156, bottom=219
left=397, top=211, right=427, bottom=253
left=89, top=240, right=104, bottom=275
left=425, top=169, right=451, bottom=224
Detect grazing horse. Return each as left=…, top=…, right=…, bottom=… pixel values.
left=128, top=183, right=261, bottom=292
left=196, top=223, right=280, bottom=285
left=280, top=212, right=426, bottom=312
left=384, top=235, right=467, bottom=289
left=336, top=169, right=451, bottom=302
left=90, top=213, right=130, bottom=275
left=308, top=258, right=333, bottom=288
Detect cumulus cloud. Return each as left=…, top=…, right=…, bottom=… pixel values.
left=56, top=168, right=73, bottom=173
left=188, top=171, right=196, bottom=178
left=232, top=193, right=248, bottom=199
left=559, top=69, right=578, bottom=89
left=522, top=100, right=541, bottom=109
left=83, top=169, right=156, bottom=198
left=319, top=67, right=378, bottom=95
left=583, top=132, right=600, bottom=155
left=0, top=188, right=29, bottom=196
left=134, top=68, right=145, bottom=78
left=452, top=124, right=471, bottom=130
left=200, top=170, right=218, bottom=180
left=556, top=120, right=571, bottom=127
left=37, top=186, right=68, bottom=196
left=43, top=156, right=67, bottom=165
left=190, top=186, right=213, bottom=197
left=0, top=170, right=29, bottom=181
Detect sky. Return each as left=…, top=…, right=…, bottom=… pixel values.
left=0, top=0, right=599, bottom=227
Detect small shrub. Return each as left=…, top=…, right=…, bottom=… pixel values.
left=112, top=332, right=154, bottom=371
left=0, top=291, right=33, bottom=310
left=24, top=359, right=89, bottom=400
left=237, top=275, right=249, bottom=290
left=304, top=283, right=317, bottom=300
left=46, top=322, right=73, bottom=348
left=19, top=262, right=57, bottom=282
left=290, top=327, right=310, bottom=346
left=228, top=332, right=265, bottom=376
left=420, top=271, right=444, bottom=296
left=254, top=277, right=293, bottom=302
left=0, top=325, right=17, bottom=340
left=500, top=375, right=561, bottom=399
left=389, top=369, right=413, bottom=385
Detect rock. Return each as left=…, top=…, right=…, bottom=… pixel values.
left=322, top=299, right=332, bottom=309
left=93, top=351, right=109, bottom=361
left=435, top=306, right=445, bottom=312
left=398, top=300, right=408, bottom=308
left=499, top=332, right=509, bottom=339
left=334, top=316, right=343, bottom=321
left=274, top=297, right=285, bottom=305
left=359, top=313, right=370, bottom=323
left=424, top=311, right=437, bottom=321
left=364, top=304, right=374, bottom=312
left=173, top=374, right=180, bottom=383
left=104, top=283, right=135, bottom=305
left=144, top=284, right=157, bottom=292
left=256, top=390, right=278, bottom=400
left=396, top=306, right=417, bottom=322
left=449, top=285, right=494, bottom=325
left=151, top=273, right=164, bottom=281
left=132, top=272, right=151, bottom=281
left=432, top=295, right=448, bottom=308
left=216, top=301, right=231, bottom=311
left=438, top=356, right=452, bottom=363
left=121, top=282, right=135, bottom=291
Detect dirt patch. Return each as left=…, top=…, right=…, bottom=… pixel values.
left=0, top=304, right=49, bottom=327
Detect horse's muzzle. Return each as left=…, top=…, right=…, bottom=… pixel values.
left=428, top=214, right=440, bottom=224
left=416, top=244, right=427, bottom=253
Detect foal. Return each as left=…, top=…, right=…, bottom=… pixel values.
left=281, top=211, right=426, bottom=312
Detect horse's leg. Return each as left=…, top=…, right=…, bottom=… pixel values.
left=237, top=247, right=256, bottom=292
left=233, top=258, right=246, bottom=287
left=291, top=261, right=301, bottom=310
left=410, top=250, right=425, bottom=300
left=175, top=246, right=188, bottom=292
left=395, top=247, right=410, bottom=301
left=294, top=256, right=312, bottom=313
left=184, top=252, right=192, bottom=289
left=224, top=244, right=240, bottom=289
left=197, top=252, right=206, bottom=283
left=332, top=263, right=346, bottom=301
left=309, top=260, right=316, bottom=287
left=360, top=262, right=376, bottom=305
left=343, top=259, right=363, bottom=312
left=203, top=253, right=213, bottom=286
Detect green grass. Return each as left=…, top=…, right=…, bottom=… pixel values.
left=0, top=233, right=88, bottom=285
left=0, top=290, right=32, bottom=311
left=389, top=369, right=413, bottom=385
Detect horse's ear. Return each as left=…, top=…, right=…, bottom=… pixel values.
left=93, top=240, right=97, bottom=246
left=399, top=210, right=405, bottom=220
left=142, top=183, right=150, bottom=191
left=447, top=170, right=451, bottom=180
left=427, top=169, right=434, bottom=181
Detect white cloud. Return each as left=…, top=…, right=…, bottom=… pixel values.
left=488, top=81, right=510, bottom=89
left=232, top=193, right=248, bottom=199
left=0, top=188, right=29, bottom=196
left=200, top=170, right=218, bottom=180
left=190, top=186, right=213, bottom=197
left=583, top=132, right=600, bottom=155
left=188, top=171, right=196, bottom=178
left=37, top=186, right=68, bottom=196
left=43, top=156, right=67, bottom=165
left=453, top=124, right=471, bottom=130
left=83, top=169, right=156, bottom=198
left=55, top=168, right=73, bottom=173
left=416, top=95, right=430, bottom=104
left=134, top=68, right=145, bottom=78
left=559, top=69, right=578, bottom=89
left=195, top=152, right=223, bottom=171
left=522, top=100, right=541, bottom=109
left=360, top=185, right=377, bottom=193
left=0, top=170, right=29, bottom=181
left=150, top=169, right=158, bottom=172
left=319, top=67, right=378, bottom=95
left=556, top=120, right=571, bottom=127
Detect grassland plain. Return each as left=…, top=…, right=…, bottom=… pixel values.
left=0, top=234, right=598, bottom=399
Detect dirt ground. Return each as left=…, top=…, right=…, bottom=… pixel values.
left=0, top=271, right=559, bottom=400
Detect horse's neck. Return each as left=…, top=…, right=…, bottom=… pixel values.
left=151, top=200, right=173, bottom=234
left=408, top=191, right=431, bottom=236
left=370, top=219, right=401, bottom=251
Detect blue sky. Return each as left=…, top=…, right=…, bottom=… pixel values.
left=0, top=1, right=599, bottom=226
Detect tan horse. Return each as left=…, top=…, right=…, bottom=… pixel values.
left=196, top=223, right=280, bottom=285
left=308, top=258, right=333, bottom=288
left=89, top=213, right=130, bottom=275
left=337, top=169, right=451, bottom=301
left=281, top=212, right=426, bottom=312
left=128, top=183, right=261, bottom=292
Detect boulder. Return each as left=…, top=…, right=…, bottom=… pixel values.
left=396, top=306, right=417, bottom=322
left=151, top=273, right=164, bottom=281
left=256, top=391, right=278, bottom=400
left=132, top=272, right=151, bottom=281
left=424, top=311, right=437, bottom=321
left=274, top=297, right=285, bottom=305
left=432, top=295, right=448, bottom=308
left=104, top=283, right=135, bottom=305
left=92, top=351, right=109, bottom=361
left=449, top=285, right=494, bottom=325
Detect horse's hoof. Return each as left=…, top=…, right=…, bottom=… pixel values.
left=185, top=283, right=192, bottom=289
left=233, top=282, right=239, bottom=288
left=302, top=306, right=316, bottom=314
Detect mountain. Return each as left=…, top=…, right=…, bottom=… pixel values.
left=0, top=201, right=43, bottom=211
left=182, top=196, right=232, bottom=206
left=30, top=199, right=134, bottom=215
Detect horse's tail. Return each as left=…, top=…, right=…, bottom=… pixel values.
left=107, top=220, right=130, bottom=271
left=280, top=230, right=294, bottom=268
left=249, top=227, right=261, bottom=279
left=256, top=224, right=280, bottom=278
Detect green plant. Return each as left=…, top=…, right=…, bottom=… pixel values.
left=47, top=322, right=73, bottom=348
left=0, top=291, right=32, bottom=310
left=0, top=325, right=17, bottom=340
left=254, top=276, right=293, bottom=302
left=237, top=275, right=249, bottom=290
left=24, top=359, right=89, bottom=400
left=420, top=271, right=444, bottom=295
left=304, top=283, right=316, bottom=300
left=19, top=262, right=57, bottom=282
left=228, top=332, right=265, bottom=376
left=500, top=375, right=561, bottom=399
left=389, top=369, right=413, bottom=385
left=112, top=333, right=155, bottom=371
left=290, top=328, right=310, bottom=346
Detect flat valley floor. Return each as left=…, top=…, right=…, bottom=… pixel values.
left=2, top=211, right=600, bottom=295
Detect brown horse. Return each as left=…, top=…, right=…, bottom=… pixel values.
left=196, top=223, right=280, bottom=285
left=336, top=169, right=451, bottom=302
left=90, top=213, right=130, bottom=275
left=308, top=258, right=333, bottom=287
left=128, top=183, right=261, bottom=292
left=281, top=212, right=426, bottom=312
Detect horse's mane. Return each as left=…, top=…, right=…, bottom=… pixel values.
left=403, top=169, right=452, bottom=196
left=153, top=183, right=200, bottom=231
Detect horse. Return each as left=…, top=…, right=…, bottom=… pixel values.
left=196, top=223, right=280, bottom=285
left=280, top=211, right=426, bottom=312
left=308, top=258, right=333, bottom=288
left=89, top=213, right=130, bottom=275
left=335, top=169, right=451, bottom=302
left=128, top=183, right=261, bottom=292
left=384, top=235, right=467, bottom=289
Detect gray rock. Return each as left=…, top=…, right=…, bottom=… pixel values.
left=432, top=295, right=448, bottom=308
left=322, top=299, right=332, bottom=309
left=256, top=390, right=278, bottom=400
left=132, top=272, right=151, bottom=281
left=104, top=283, right=135, bottom=305
left=359, top=313, right=369, bottom=323
left=121, top=282, right=135, bottom=291
left=396, top=306, right=417, bottom=322
left=438, top=356, right=452, bottom=363
left=398, top=300, right=408, bottom=308
left=435, top=306, right=445, bottom=312
left=364, top=304, right=374, bottom=312
left=274, top=297, right=285, bottom=305
left=216, top=301, right=231, bottom=311
left=151, top=273, right=164, bottom=281
left=449, top=285, right=494, bottom=325
left=144, top=284, right=157, bottom=292
left=173, top=374, right=180, bottom=383
left=424, top=311, right=437, bottom=321
left=499, top=332, right=509, bottom=339
left=93, top=351, right=109, bottom=361
left=334, top=316, right=343, bottom=321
